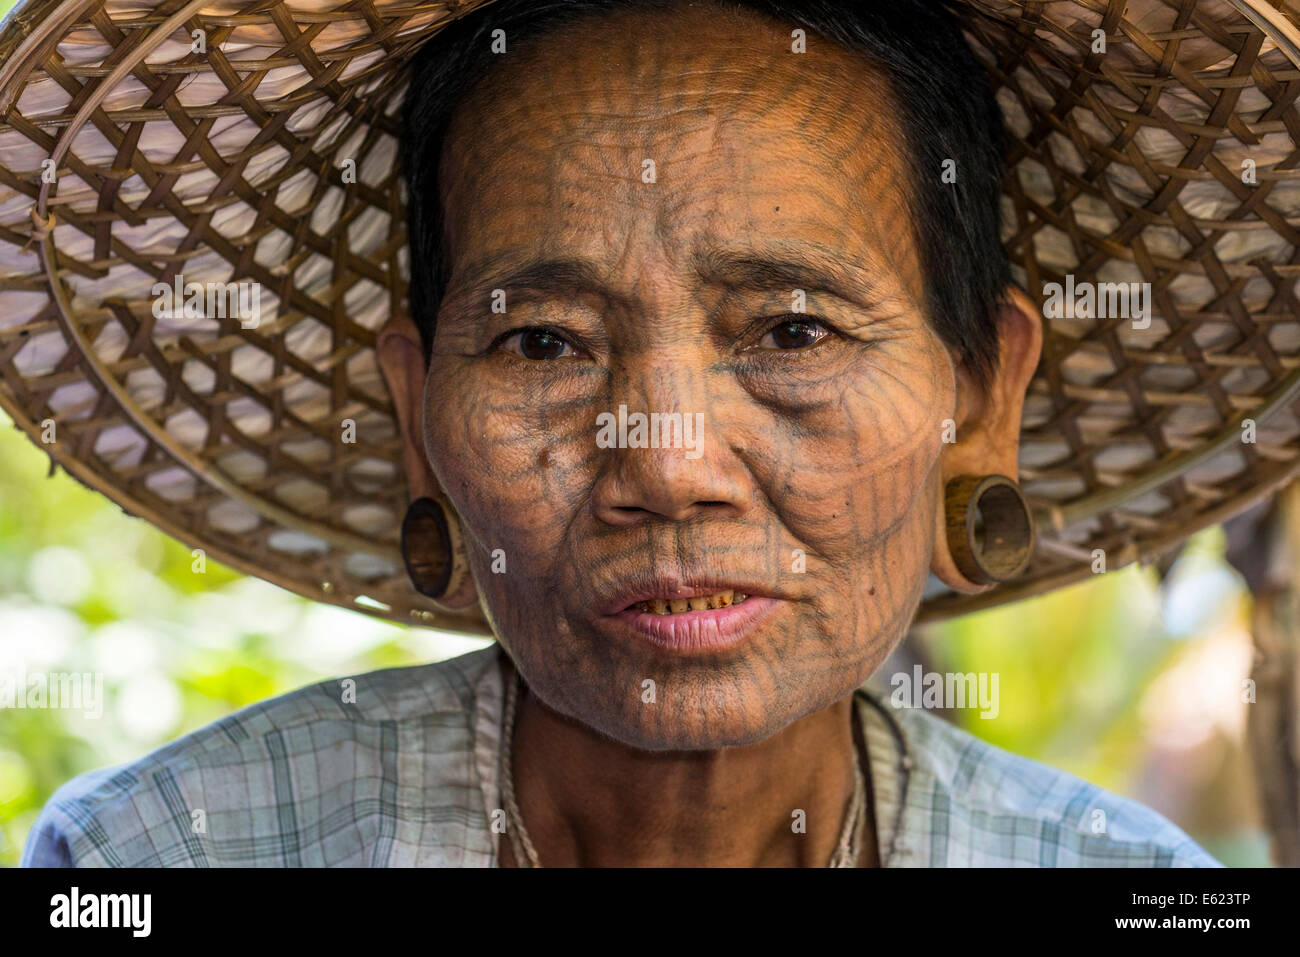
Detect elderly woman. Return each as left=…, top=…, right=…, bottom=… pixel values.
left=15, top=0, right=1290, bottom=867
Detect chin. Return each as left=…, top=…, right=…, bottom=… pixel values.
left=525, top=655, right=864, bottom=752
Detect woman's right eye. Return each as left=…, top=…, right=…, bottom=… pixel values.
left=498, top=328, right=579, bottom=360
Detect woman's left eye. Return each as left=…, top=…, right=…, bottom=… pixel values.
left=754, top=317, right=831, bottom=351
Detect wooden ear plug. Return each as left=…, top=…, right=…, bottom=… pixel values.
left=400, top=497, right=455, bottom=599
left=944, top=475, right=1035, bottom=585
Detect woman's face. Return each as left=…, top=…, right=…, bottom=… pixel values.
left=390, top=3, right=1036, bottom=750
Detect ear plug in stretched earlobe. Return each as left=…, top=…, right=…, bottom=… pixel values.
left=944, top=475, right=1035, bottom=585
left=400, top=496, right=455, bottom=598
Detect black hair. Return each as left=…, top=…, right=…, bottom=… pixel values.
left=401, top=0, right=1008, bottom=388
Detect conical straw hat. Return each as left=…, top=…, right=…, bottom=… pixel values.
left=2, top=0, right=1300, bottom=635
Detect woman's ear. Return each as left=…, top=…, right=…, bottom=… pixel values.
left=376, top=312, right=480, bottom=612
left=377, top=311, right=441, bottom=503
left=930, top=286, right=1043, bottom=594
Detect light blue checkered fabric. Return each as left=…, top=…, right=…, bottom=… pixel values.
left=22, top=644, right=1220, bottom=867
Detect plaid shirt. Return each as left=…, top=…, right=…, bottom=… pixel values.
left=22, top=644, right=1220, bottom=867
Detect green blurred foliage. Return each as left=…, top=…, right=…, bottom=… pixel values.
left=0, top=411, right=488, bottom=865
left=0, top=404, right=1272, bottom=866
left=921, top=529, right=1269, bottom=865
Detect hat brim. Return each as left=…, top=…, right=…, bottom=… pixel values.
left=2, top=0, right=1300, bottom=633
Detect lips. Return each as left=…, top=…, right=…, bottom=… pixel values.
left=593, top=579, right=780, bottom=655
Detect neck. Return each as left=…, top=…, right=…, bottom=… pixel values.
left=500, top=663, right=877, bottom=867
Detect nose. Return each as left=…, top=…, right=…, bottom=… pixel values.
left=590, top=368, right=752, bottom=527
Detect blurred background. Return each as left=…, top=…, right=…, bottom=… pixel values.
left=0, top=406, right=1277, bottom=866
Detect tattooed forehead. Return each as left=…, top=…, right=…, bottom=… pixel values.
left=454, top=0, right=902, bottom=127
left=437, top=6, right=911, bottom=241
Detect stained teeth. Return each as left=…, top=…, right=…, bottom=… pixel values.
left=633, top=590, right=748, bottom=615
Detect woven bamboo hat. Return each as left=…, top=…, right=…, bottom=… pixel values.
left=2, top=0, right=1300, bottom=636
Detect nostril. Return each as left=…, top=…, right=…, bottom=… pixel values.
left=599, top=505, right=654, bottom=527
left=605, top=501, right=733, bottom=524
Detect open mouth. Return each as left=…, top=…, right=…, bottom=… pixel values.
left=630, top=591, right=750, bottom=615
left=599, top=582, right=779, bottom=655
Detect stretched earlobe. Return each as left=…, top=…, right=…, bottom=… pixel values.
left=378, top=316, right=481, bottom=614
left=399, top=494, right=479, bottom=611
left=401, top=497, right=454, bottom=598
left=943, top=474, right=1035, bottom=586
left=930, top=285, right=1042, bottom=594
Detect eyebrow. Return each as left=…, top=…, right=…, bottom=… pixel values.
left=445, top=243, right=888, bottom=310
left=689, top=245, right=885, bottom=306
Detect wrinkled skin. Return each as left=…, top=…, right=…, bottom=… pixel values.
left=379, top=0, right=1041, bottom=865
